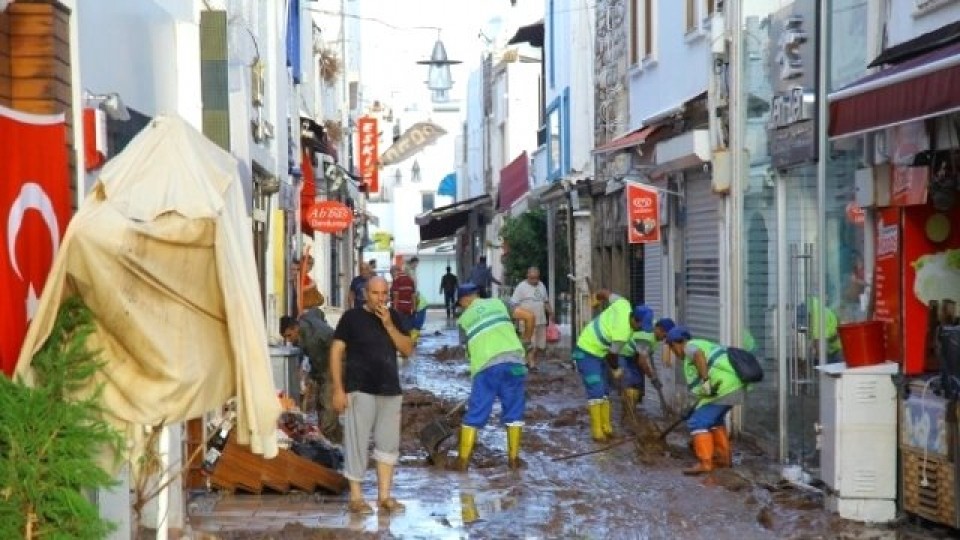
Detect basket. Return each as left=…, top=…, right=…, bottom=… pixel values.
left=902, top=447, right=958, bottom=527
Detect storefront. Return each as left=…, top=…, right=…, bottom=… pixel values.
left=735, top=0, right=834, bottom=464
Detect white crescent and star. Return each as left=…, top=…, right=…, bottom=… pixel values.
left=6, top=182, right=60, bottom=321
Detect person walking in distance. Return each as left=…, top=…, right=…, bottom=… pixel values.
left=439, top=266, right=459, bottom=319
left=390, top=264, right=417, bottom=337
left=454, top=283, right=536, bottom=470
left=347, top=262, right=374, bottom=309
left=468, top=256, right=501, bottom=298
left=510, top=267, right=553, bottom=369
left=665, top=326, right=745, bottom=475
left=330, top=276, right=414, bottom=515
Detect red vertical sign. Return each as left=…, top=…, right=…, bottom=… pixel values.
left=356, top=116, right=379, bottom=193
left=625, top=182, right=660, bottom=244
left=0, top=106, right=71, bottom=377
left=874, top=207, right=903, bottom=366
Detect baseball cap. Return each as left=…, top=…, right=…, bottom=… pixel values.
left=655, top=318, right=676, bottom=332
left=631, top=305, right=654, bottom=332
left=665, top=326, right=692, bottom=344
left=457, top=282, right=479, bottom=300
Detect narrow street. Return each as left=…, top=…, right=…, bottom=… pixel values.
left=188, top=312, right=910, bottom=539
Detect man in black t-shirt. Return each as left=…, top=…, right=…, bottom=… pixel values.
left=330, top=276, right=414, bottom=515
left=439, top=266, right=458, bottom=318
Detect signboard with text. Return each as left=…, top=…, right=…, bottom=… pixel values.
left=306, top=200, right=353, bottom=234
left=356, top=116, right=379, bottom=193
left=625, top=182, right=660, bottom=244
left=874, top=208, right=903, bottom=362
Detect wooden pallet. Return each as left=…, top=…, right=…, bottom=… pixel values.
left=208, top=433, right=347, bottom=495
left=903, top=447, right=958, bottom=528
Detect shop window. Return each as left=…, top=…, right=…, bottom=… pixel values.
left=421, top=192, right=435, bottom=212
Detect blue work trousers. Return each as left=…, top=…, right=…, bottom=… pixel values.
left=572, top=347, right=610, bottom=401
left=619, top=355, right=646, bottom=391
left=463, top=361, right=527, bottom=427
left=687, top=403, right=732, bottom=434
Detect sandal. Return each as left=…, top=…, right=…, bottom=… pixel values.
left=348, top=499, right=374, bottom=515
left=378, top=497, right=406, bottom=513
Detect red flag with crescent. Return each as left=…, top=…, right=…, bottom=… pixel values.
left=0, top=105, right=70, bottom=377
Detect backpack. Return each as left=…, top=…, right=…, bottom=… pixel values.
left=727, top=346, right=763, bottom=383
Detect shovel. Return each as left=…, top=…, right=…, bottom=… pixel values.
left=418, top=399, right=467, bottom=462
left=658, top=401, right=699, bottom=440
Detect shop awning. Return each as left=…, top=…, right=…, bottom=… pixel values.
left=498, top=151, right=530, bottom=211
left=415, top=194, right=491, bottom=242
left=593, top=125, right=659, bottom=154
left=828, top=41, right=960, bottom=139
left=507, top=20, right=544, bottom=48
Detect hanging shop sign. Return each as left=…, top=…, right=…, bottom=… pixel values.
left=378, top=121, right=447, bottom=167
left=766, top=3, right=818, bottom=169
left=625, top=182, right=660, bottom=244
left=306, top=200, right=353, bottom=234
left=356, top=116, right=379, bottom=193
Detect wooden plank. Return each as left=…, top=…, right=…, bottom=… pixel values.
left=9, top=33, right=69, bottom=59
left=11, top=57, right=68, bottom=82
left=11, top=77, right=69, bottom=102
left=9, top=97, right=59, bottom=114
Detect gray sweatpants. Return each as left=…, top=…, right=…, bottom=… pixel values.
left=342, top=391, right=403, bottom=482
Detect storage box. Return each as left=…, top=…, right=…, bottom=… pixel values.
left=901, top=384, right=953, bottom=460
left=902, top=447, right=958, bottom=528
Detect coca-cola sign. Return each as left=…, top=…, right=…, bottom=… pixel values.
left=306, top=200, right=353, bottom=234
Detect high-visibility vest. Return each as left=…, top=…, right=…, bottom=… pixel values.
left=682, top=338, right=744, bottom=405
left=576, top=297, right=633, bottom=357
left=458, top=298, right=523, bottom=375
left=621, top=330, right=655, bottom=358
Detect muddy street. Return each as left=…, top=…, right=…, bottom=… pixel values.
left=188, top=313, right=912, bottom=539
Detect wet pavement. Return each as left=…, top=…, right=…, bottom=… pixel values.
left=188, top=311, right=948, bottom=539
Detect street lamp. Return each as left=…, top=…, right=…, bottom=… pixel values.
left=417, top=32, right=461, bottom=103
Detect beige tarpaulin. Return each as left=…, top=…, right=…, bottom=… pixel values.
left=15, top=115, right=280, bottom=461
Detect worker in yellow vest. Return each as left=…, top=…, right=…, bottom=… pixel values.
left=616, top=305, right=664, bottom=416
left=454, top=283, right=536, bottom=470
left=665, top=326, right=745, bottom=475
left=804, top=296, right=843, bottom=364
left=573, top=293, right=646, bottom=442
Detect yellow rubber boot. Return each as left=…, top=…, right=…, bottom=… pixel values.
left=455, top=426, right=477, bottom=472
left=460, top=493, right=479, bottom=523
left=506, top=425, right=522, bottom=469
left=682, top=432, right=715, bottom=475
left=587, top=402, right=606, bottom=442
left=600, top=398, right=615, bottom=438
left=711, top=426, right=732, bottom=468
left=623, top=388, right=641, bottom=415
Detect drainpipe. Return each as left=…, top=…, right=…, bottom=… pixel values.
left=567, top=191, right=577, bottom=351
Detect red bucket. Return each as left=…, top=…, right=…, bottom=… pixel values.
left=837, top=320, right=886, bottom=368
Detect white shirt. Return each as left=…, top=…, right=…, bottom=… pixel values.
left=511, top=280, right=549, bottom=325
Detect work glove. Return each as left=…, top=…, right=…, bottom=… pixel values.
left=651, top=378, right=663, bottom=391
left=698, top=380, right=714, bottom=397
left=604, top=353, right=620, bottom=371
left=611, top=367, right=623, bottom=380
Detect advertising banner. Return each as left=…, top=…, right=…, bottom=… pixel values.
left=0, top=106, right=70, bottom=377
left=625, top=182, right=660, bottom=244
left=378, top=121, right=447, bottom=167
left=356, top=116, right=379, bottom=193
left=874, top=207, right=903, bottom=364
left=902, top=203, right=960, bottom=374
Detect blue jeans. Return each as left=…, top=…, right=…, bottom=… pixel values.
left=463, top=361, right=528, bottom=427
left=413, top=309, right=427, bottom=331
left=572, top=347, right=609, bottom=401
left=687, top=403, right=732, bottom=434
left=619, top=355, right=645, bottom=391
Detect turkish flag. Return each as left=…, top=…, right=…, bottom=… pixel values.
left=0, top=105, right=71, bottom=377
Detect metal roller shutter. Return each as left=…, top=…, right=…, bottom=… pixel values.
left=643, top=242, right=663, bottom=318
left=682, top=173, right=721, bottom=342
